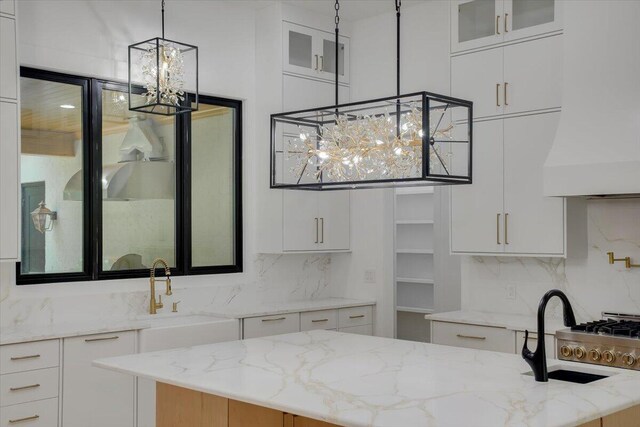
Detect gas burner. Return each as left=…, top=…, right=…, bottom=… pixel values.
left=571, top=319, right=640, bottom=338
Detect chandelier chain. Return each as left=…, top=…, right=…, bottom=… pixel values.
left=161, top=0, right=166, bottom=39
left=334, top=0, right=340, bottom=110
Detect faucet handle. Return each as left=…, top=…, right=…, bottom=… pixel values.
left=156, top=294, right=163, bottom=309
left=172, top=301, right=180, bottom=313
left=522, top=330, right=533, bottom=357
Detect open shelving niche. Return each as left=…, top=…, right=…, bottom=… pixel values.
left=394, top=187, right=435, bottom=342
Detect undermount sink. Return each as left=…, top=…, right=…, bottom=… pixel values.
left=137, top=314, right=239, bottom=352
left=524, top=365, right=613, bottom=384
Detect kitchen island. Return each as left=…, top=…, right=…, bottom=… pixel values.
left=94, top=330, right=640, bottom=427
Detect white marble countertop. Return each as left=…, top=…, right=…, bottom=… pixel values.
left=0, top=298, right=375, bottom=345
left=426, top=310, right=568, bottom=335
left=95, top=330, right=640, bottom=427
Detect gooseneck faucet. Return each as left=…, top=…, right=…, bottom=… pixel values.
left=149, top=258, right=172, bottom=315
left=522, top=289, right=576, bottom=382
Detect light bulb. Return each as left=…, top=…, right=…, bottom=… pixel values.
left=318, top=151, right=329, bottom=160
left=299, top=133, right=307, bottom=141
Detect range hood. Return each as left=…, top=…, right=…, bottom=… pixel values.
left=63, top=117, right=174, bottom=201
left=543, top=1, right=640, bottom=197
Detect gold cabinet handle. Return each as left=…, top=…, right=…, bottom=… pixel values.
left=349, top=314, right=365, bottom=319
left=496, top=15, right=501, bottom=35
left=314, top=54, right=319, bottom=70
left=505, top=13, right=509, bottom=32
left=456, top=334, right=486, bottom=340
left=504, top=82, right=509, bottom=106
left=262, top=317, right=286, bottom=322
left=10, top=383, right=40, bottom=392
left=505, top=213, right=509, bottom=245
left=311, top=319, right=329, bottom=323
left=85, top=335, right=119, bottom=342
left=320, top=218, right=324, bottom=244
left=314, top=217, right=318, bottom=244
left=496, top=213, right=501, bottom=244
left=9, top=415, right=40, bottom=424
left=10, top=354, right=40, bottom=361
left=496, top=83, right=501, bottom=107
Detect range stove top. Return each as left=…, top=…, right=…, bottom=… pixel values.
left=556, top=312, right=640, bottom=371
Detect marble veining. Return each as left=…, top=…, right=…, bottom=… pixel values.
left=95, top=330, right=640, bottom=427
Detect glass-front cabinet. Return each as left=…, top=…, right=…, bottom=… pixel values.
left=283, top=21, right=350, bottom=85
left=451, top=0, right=562, bottom=52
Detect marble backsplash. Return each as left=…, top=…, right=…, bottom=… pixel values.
left=0, top=254, right=334, bottom=329
left=462, top=199, right=640, bottom=322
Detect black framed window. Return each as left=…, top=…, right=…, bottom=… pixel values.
left=17, top=68, right=242, bottom=285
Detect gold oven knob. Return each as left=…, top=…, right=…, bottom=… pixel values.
left=603, top=350, right=616, bottom=364
left=589, top=349, right=601, bottom=361
left=622, top=354, right=636, bottom=367
left=574, top=347, right=586, bottom=360
left=560, top=345, right=573, bottom=358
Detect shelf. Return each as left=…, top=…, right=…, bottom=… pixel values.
left=396, top=306, right=434, bottom=314
left=396, top=249, right=434, bottom=254
left=396, top=277, right=434, bottom=284
left=395, top=220, right=434, bottom=225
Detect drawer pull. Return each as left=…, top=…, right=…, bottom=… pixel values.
left=456, top=334, right=486, bottom=340
left=85, top=335, right=119, bottom=342
left=261, top=317, right=286, bottom=322
left=10, top=354, right=41, bottom=361
left=349, top=314, right=366, bottom=319
left=10, top=383, right=40, bottom=391
left=9, top=415, right=40, bottom=424
left=311, top=319, right=329, bottom=323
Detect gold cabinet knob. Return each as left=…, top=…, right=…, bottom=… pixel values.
left=574, top=347, right=586, bottom=360
left=589, top=349, right=601, bottom=361
left=603, top=350, right=616, bottom=364
left=622, top=354, right=636, bottom=367
left=560, top=345, right=573, bottom=358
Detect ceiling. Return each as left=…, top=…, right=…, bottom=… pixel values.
left=282, top=0, right=422, bottom=21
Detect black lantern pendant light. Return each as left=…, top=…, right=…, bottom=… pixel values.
left=270, top=0, right=473, bottom=190
left=128, top=0, right=198, bottom=116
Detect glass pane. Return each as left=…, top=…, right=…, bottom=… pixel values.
left=512, top=0, right=554, bottom=31
left=191, top=102, right=237, bottom=267
left=101, top=88, right=176, bottom=271
left=19, top=77, right=84, bottom=274
left=322, top=39, right=345, bottom=76
left=458, top=0, right=496, bottom=43
left=289, top=31, right=313, bottom=69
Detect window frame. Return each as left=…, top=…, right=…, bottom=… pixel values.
left=16, top=67, right=243, bottom=285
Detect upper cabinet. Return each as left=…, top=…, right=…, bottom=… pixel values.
left=284, top=21, right=350, bottom=85
left=451, top=0, right=562, bottom=53
left=0, top=0, right=15, bottom=16
left=0, top=15, right=18, bottom=100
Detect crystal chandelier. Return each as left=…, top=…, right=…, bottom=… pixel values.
left=128, top=0, right=198, bottom=116
left=270, top=0, right=472, bottom=190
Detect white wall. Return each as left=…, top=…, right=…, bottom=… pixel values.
left=331, top=1, right=457, bottom=338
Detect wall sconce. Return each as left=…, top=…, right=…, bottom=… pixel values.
left=31, top=201, right=57, bottom=233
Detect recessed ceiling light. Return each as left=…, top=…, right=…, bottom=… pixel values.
left=60, top=104, right=76, bottom=109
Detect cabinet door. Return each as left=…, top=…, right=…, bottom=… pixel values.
left=62, top=332, right=135, bottom=427
left=503, top=0, right=562, bottom=42
left=317, top=191, right=350, bottom=251
left=283, top=191, right=319, bottom=251
left=503, top=113, right=565, bottom=255
left=0, top=16, right=17, bottom=100
left=283, top=22, right=318, bottom=80
left=503, top=35, right=562, bottom=115
left=0, top=0, right=15, bottom=16
left=451, top=0, right=504, bottom=53
left=318, top=31, right=350, bottom=85
left=451, top=119, right=504, bottom=254
left=451, top=47, right=504, bottom=120
left=0, top=101, right=18, bottom=261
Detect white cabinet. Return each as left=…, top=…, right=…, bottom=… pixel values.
left=243, top=313, right=300, bottom=339
left=0, top=16, right=17, bottom=100
left=451, top=0, right=562, bottom=53
left=0, top=398, right=58, bottom=427
left=300, top=310, right=337, bottom=331
left=0, top=102, right=19, bottom=261
left=0, top=0, right=15, bottom=16
left=62, top=332, right=135, bottom=427
left=283, top=21, right=350, bottom=84
left=432, top=321, right=515, bottom=353
left=452, top=35, right=562, bottom=119
left=452, top=113, right=565, bottom=256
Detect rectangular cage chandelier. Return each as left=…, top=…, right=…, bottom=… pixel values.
left=270, top=92, right=472, bottom=190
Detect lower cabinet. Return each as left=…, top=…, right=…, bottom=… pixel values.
left=0, top=397, right=58, bottom=427
left=431, top=320, right=557, bottom=357
left=62, top=331, right=136, bottom=427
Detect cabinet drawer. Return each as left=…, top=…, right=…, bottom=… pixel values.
left=516, top=331, right=556, bottom=359
left=243, top=314, right=300, bottom=339
left=0, top=397, right=58, bottom=427
left=0, top=367, right=58, bottom=407
left=0, top=340, right=59, bottom=374
left=432, top=321, right=515, bottom=353
left=338, top=324, right=372, bottom=336
left=338, top=306, right=372, bottom=328
left=300, top=310, right=337, bottom=331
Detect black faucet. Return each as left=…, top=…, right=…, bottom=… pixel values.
left=522, top=289, right=577, bottom=382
